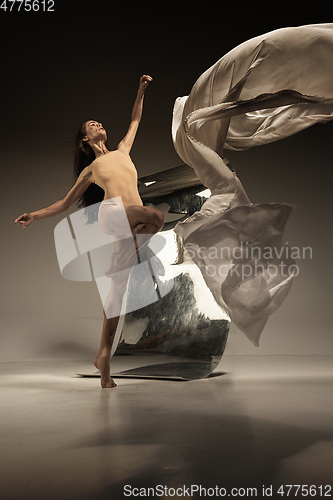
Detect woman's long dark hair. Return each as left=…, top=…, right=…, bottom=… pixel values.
left=72, top=120, right=105, bottom=224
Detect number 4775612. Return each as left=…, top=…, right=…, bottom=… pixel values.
left=277, top=484, right=332, bottom=496
left=0, top=0, right=55, bottom=11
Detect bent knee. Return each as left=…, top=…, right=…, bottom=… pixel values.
left=153, top=209, right=164, bottom=231
left=129, top=206, right=164, bottom=234
left=148, top=210, right=164, bottom=233
left=143, top=207, right=164, bottom=232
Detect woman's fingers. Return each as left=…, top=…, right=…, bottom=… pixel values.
left=140, top=75, right=153, bottom=84
left=15, top=213, right=32, bottom=229
left=15, top=214, right=26, bottom=223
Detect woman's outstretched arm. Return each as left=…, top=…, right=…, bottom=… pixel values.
left=15, top=165, right=93, bottom=230
left=117, top=75, right=152, bottom=155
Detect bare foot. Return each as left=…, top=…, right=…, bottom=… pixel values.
left=93, top=353, right=117, bottom=388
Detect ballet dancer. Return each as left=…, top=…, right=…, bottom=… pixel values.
left=15, top=75, right=164, bottom=388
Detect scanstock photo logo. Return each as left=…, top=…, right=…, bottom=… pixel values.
left=184, top=241, right=312, bottom=281
left=54, top=198, right=174, bottom=318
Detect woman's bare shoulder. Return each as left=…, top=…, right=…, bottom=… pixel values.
left=81, top=163, right=94, bottom=179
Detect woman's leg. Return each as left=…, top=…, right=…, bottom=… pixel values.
left=105, top=205, right=165, bottom=276
left=93, top=268, right=130, bottom=388
left=94, top=205, right=164, bottom=388
left=93, top=312, right=118, bottom=388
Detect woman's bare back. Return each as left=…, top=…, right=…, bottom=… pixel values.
left=91, top=150, right=143, bottom=206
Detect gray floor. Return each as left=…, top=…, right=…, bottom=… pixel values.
left=1, top=356, right=332, bottom=500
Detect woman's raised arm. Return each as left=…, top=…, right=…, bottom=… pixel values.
left=117, top=75, right=153, bottom=155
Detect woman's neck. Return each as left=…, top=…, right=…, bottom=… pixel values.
left=90, top=141, right=109, bottom=159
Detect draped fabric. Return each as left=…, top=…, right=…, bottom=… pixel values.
left=172, top=24, right=333, bottom=346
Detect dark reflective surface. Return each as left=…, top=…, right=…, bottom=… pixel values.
left=107, top=164, right=231, bottom=381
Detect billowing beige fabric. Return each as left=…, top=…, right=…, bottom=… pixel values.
left=172, top=24, right=333, bottom=346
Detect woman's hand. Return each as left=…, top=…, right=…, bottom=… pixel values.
left=15, top=212, right=34, bottom=230
left=139, top=75, right=153, bottom=95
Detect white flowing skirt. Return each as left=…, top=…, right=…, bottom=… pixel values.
left=172, top=24, right=333, bottom=346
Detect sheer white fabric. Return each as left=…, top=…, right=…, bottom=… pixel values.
left=172, top=24, right=333, bottom=346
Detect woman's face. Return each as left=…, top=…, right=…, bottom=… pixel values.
left=84, top=120, right=107, bottom=143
